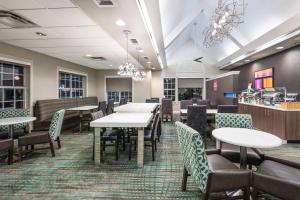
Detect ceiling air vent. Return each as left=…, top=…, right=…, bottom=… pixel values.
left=93, top=0, right=119, bottom=7
left=89, top=56, right=106, bottom=61
left=143, top=56, right=149, bottom=60
left=130, top=38, right=139, bottom=45
left=0, top=10, right=39, bottom=28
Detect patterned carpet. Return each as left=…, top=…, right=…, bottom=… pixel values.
left=0, top=122, right=299, bottom=200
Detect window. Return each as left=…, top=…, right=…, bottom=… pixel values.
left=59, top=71, right=86, bottom=98
left=0, top=62, right=26, bottom=109
left=163, top=78, right=176, bottom=101
left=107, top=91, right=132, bottom=103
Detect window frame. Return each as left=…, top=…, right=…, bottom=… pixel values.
left=107, top=91, right=132, bottom=103
left=163, top=77, right=176, bottom=101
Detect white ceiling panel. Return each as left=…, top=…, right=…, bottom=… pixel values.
left=0, top=0, right=76, bottom=10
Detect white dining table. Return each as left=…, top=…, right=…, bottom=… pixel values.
left=114, top=103, right=159, bottom=113
left=180, top=108, right=218, bottom=115
left=90, top=112, right=153, bottom=167
left=0, top=117, right=36, bottom=138
left=66, top=105, right=98, bottom=133
left=212, top=127, right=282, bottom=169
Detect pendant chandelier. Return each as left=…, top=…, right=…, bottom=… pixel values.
left=132, top=70, right=146, bottom=81
left=118, top=30, right=135, bottom=77
left=203, top=0, right=246, bottom=48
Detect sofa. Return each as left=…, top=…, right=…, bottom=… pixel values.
left=33, top=97, right=98, bottom=130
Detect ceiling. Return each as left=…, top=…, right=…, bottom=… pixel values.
left=158, top=0, right=300, bottom=69
left=0, top=0, right=164, bottom=70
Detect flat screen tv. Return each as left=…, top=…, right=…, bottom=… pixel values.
left=254, top=68, right=274, bottom=89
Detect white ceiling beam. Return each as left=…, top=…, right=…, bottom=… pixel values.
left=164, top=8, right=204, bottom=49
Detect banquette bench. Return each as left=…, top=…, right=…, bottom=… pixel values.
left=33, top=97, right=98, bottom=130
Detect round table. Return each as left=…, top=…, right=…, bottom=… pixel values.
left=0, top=117, right=36, bottom=138
left=212, top=127, right=282, bottom=169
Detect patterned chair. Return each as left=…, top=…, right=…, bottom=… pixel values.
left=175, top=122, right=251, bottom=200
left=98, top=101, right=107, bottom=115
left=215, top=113, right=264, bottom=167
left=18, top=109, right=65, bottom=160
left=161, top=98, right=173, bottom=122
left=0, top=139, right=13, bottom=165
left=0, top=109, right=30, bottom=139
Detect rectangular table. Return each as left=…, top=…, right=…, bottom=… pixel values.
left=66, top=105, right=98, bottom=133
left=90, top=112, right=153, bottom=167
left=180, top=109, right=218, bottom=115
left=114, top=103, right=159, bottom=113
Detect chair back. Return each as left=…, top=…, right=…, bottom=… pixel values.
left=98, top=101, right=107, bottom=115
left=180, top=100, right=192, bottom=109
left=119, top=98, right=126, bottom=105
left=187, top=105, right=207, bottom=135
left=175, top=121, right=209, bottom=193
left=217, top=105, right=238, bottom=113
left=161, top=98, right=173, bottom=115
left=151, top=113, right=160, bottom=140
left=48, top=109, right=65, bottom=140
left=124, top=97, right=128, bottom=104
left=215, top=113, right=253, bottom=129
left=0, top=109, right=30, bottom=131
left=107, top=99, right=114, bottom=114
left=151, top=97, right=160, bottom=103
left=91, top=110, right=104, bottom=121
left=145, top=99, right=157, bottom=103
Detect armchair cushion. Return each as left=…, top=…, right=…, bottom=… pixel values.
left=18, top=131, right=49, bottom=146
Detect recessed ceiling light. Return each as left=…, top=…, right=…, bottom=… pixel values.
left=36, top=32, right=47, bottom=37
left=147, top=61, right=152, bottom=64
left=245, top=59, right=250, bottom=62
left=85, top=54, right=92, bottom=57
left=276, top=46, right=284, bottom=50
left=108, top=64, right=113, bottom=67
left=136, top=47, right=144, bottom=53
left=115, top=19, right=126, bottom=26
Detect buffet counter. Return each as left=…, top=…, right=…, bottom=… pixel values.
left=239, top=102, right=300, bottom=141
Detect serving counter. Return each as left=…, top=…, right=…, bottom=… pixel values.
left=239, top=102, right=300, bottom=141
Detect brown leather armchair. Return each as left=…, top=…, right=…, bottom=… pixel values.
left=252, top=156, right=300, bottom=200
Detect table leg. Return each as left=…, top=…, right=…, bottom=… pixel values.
left=8, top=125, right=13, bottom=138
left=216, top=139, right=221, bottom=149
left=94, top=127, right=101, bottom=165
left=137, top=127, right=144, bottom=168
left=240, top=146, right=247, bottom=169
left=79, top=111, right=83, bottom=133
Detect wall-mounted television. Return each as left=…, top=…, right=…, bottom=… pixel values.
left=254, top=68, right=274, bottom=89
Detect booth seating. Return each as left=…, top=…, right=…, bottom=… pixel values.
left=33, top=97, right=98, bottom=130
left=0, top=109, right=30, bottom=139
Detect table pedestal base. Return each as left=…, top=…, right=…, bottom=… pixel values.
left=240, top=147, right=247, bottom=169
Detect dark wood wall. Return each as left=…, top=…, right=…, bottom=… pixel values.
left=234, top=45, right=300, bottom=97
left=206, top=74, right=239, bottom=106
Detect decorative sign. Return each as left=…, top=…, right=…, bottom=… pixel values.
left=213, top=80, right=218, bottom=92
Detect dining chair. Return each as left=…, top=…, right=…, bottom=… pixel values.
left=179, top=100, right=192, bottom=123
left=252, top=156, right=300, bottom=200
left=176, top=121, right=251, bottom=200
left=187, top=105, right=209, bottom=148
left=150, top=97, right=160, bottom=103
left=161, top=98, right=173, bottom=122
left=91, top=110, right=122, bottom=161
left=129, top=113, right=159, bottom=161
left=106, top=99, right=114, bottom=115
left=0, top=109, right=30, bottom=139
left=119, top=98, right=126, bottom=105
left=215, top=113, right=264, bottom=168
left=98, top=101, right=107, bottom=115
left=124, top=97, right=128, bottom=104
left=0, top=139, right=13, bottom=165
left=145, top=99, right=156, bottom=103
left=18, top=109, right=65, bottom=161
left=217, top=105, right=238, bottom=113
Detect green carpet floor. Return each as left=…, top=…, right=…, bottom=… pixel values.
left=0, top=122, right=299, bottom=199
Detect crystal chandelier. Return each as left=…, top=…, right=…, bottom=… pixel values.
left=118, top=30, right=135, bottom=76
left=132, top=70, right=146, bottom=81
left=203, top=0, right=246, bottom=48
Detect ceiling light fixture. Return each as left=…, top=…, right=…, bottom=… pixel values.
left=36, top=32, right=47, bottom=37
left=245, top=59, right=250, bottom=62
left=276, top=46, right=284, bottom=50
left=203, top=0, right=247, bottom=48
left=115, top=19, right=126, bottom=26
left=85, top=54, right=92, bottom=57
left=136, top=0, right=165, bottom=69
left=118, top=30, right=135, bottom=77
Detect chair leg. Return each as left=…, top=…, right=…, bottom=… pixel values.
left=31, top=145, right=34, bottom=150
left=244, top=187, right=250, bottom=200
left=100, top=141, right=104, bottom=163
left=134, top=140, right=137, bottom=151
left=129, top=140, right=132, bottom=160
left=25, top=146, right=29, bottom=150
left=103, top=141, right=106, bottom=151
left=56, top=136, right=61, bottom=149
left=202, top=192, right=209, bottom=200
left=18, top=146, right=22, bottom=162
left=154, top=139, right=157, bottom=152
left=152, top=141, right=155, bottom=161
left=49, top=140, right=55, bottom=157
left=181, top=167, right=188, bottom=191
left=8, top=148, right=13, bottom=165
left=115, top=139, right=119, bottom=161
left=122, top=132, right=126, bottom=151
left=251, top=188, right=259, bottom=200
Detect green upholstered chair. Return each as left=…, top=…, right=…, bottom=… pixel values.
left=18, top=109, right=65, bottom=161
left=175, top=121, right=251, bottom=200
left=0, top=109, right=30, bottom=139
left=215, top=113, right=264, bottom=167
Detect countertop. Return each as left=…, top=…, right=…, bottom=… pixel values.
left=239, top=102, right=300, bottom=112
